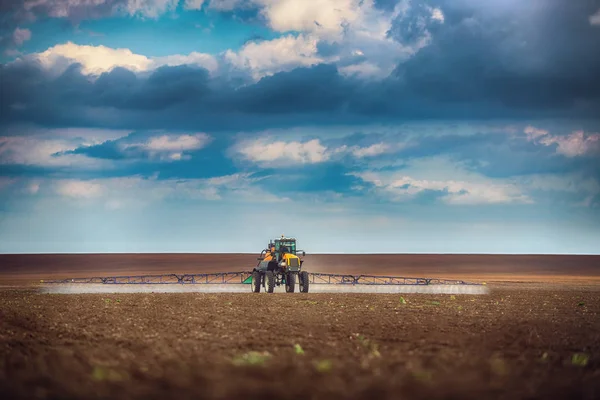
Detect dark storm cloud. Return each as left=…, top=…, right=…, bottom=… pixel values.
left=390, top=0, right=600, bottom=109
left=2, top=0, right=600, bottom=130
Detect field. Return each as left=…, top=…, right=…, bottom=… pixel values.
left=1, top=254, right=600, bottom=399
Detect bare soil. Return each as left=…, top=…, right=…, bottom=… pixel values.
left=1, top=253, right=600, bottom=285
left=1, top=283, right=599, bottom=400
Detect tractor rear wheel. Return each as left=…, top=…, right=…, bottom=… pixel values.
left=285, top=273, right=295, bottom=293
left=265, top=271, right=275, bottom=293
left=251, top=271, right=261, bottom=293
left=299, top=270, right=309, bottom=293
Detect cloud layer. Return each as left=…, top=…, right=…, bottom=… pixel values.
left=1, top=0, right=600, bottom=253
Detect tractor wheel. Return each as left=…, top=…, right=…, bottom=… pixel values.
left=265, top=271, right=275, bottom=293
left=285, top=273, right=295, bottom=293
left=299, top=270, right=309, bottom=293
left=251, top=271, right=261, bottom=293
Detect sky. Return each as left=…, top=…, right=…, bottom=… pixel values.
left=1, top=0, right=600, bottom=254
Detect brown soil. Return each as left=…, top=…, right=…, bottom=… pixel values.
left=1, top=283, right=599, bottom=400
left=1, top=253, right=600, bottom=285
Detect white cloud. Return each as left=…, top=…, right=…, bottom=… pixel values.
left=257, top=0, right=363, bottom=40
left=523, top=125, right=549, bottom=141
left=590, top=9, right=600, bottom=25
left=224, top=34, right=322, bottom=80
left=523, top=126, right=600, bottom=157
left=349, top=142, right=391, bottom=158
left=50, top=173, right=289, bottom=208
left=236, top=138, right=329, bottom=166
left=117, top=132, right=211, bottom=161
left=183, top=0, right=205, bottom=10
left=22, top=0, right=179, bottom=19
left=233, top=136, right=404, bottom=166
left=352, top=171, right=532, bottom=205
left=25, top=42, right=218, bottom=76
left=223, top=0, right=428, bottom=81
left=28, top=181, right=41, bottom=194
left=0, top=127, right=130, bottom=168
left=540, top=131, right=600, bottom=157
left=55, top=180, right=104, bottom=198
left=430, top=7, right=444, bottom=23
left=12, top=28, right=32, bottom=47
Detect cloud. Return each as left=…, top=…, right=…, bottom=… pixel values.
left=235, top=137, right=329, bottom=166
left=590, top=9, right=600, bottom=25
left=430, top=7, right=444, bottom=23
left=65, top=132, right=212, bottom=162
left=20, top=0, right=179, bottom=21
left=220, top=0, right=428, bottom=81
left=232, top=134, right=404, bottom=167
left=523, top=125, right=549, bottom=141
left=224, top=34, right=323, bottom=80
left=524, top=126, right=600, bottom=157
left=0, top=28, right=32, bottom=54
left=183, top=0, right=205, bottom=10
left=55, top=180, right=104, bottom=198
left=0, top=127, right=129, bottom=168
left=12, top=28, right=31, bottom=46
left=3, top=1, right=600, bottom=131
left=49, top=173, right=289, bottom=207
left=23, top=42, right=219, bottom=76
left=352, top=171, right=532, bottom=205
left=346, top=142, right=393, bottom=158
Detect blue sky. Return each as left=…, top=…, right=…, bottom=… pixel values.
left=1, top=0, right=600, bottom=254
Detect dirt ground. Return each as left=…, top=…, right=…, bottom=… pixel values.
left=1, top=282, right=599, bottom=400
left=2, top=253, right=600, bottom=285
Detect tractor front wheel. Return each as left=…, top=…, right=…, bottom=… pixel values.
left=285, top=273, right=295, bottom=293
left=251, top=271, right=261, bottom=293
left=265, top=271, right=275, bottom=293
left=299, top=270, right=309, bottom=293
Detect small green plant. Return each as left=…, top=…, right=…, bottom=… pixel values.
left=355, top=334, right=381, bottom=358
left=457, top=305, right=463, bottom=311
left=578, top=302, right=585, bottom=307
left=294, top=344, right=304, bottom=355
left=232, top=351, right=271, bottom=366
left=450, top=295, right=456, bottom=300
left=92, top=366, right=125, bottom=382
left=399, top=296, right=407, bottom=305
left=411, top=369, right=433, bottom=383
left=314, top=359, right=332, bottom=373
left=571, top=353, right=589, bottom=367
left=430, top=301, right=440, bottom=306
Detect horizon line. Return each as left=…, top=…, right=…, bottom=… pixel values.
left=1, top=252, right=599, bottom=256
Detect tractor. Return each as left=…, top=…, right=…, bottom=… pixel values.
left=251, top=235, right=309, bottom=293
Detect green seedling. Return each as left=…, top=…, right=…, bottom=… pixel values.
left=571, top=353, right=589, bottom=367
left=294, top=344, right=304, bottom=355
left=578, top=302, right=585, bottom=307
left=450, top=295, right=456, bottom=300
left=430, top=301, right=440, bottom=306
left=232, top=351, right=271, bottom=367
left=399, top=297, right=407, bottom=305
left=355, top=334, right=380, bottom=357
left=92, top=366, right=125, bottom=382
left=314, top=359, right=332, bottom=373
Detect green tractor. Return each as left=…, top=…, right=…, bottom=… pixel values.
left=250, top=235, right=309, bottom=293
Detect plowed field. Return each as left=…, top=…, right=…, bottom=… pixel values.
left=1, top=284, right=599, bottom=400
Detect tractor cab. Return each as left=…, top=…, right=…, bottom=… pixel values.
left=270, top=236, right=305, bottom=260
